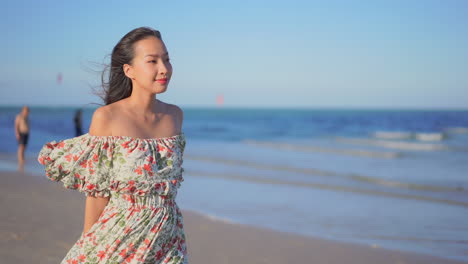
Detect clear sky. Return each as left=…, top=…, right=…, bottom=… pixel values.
left=2, top=0, right=467, bottom=109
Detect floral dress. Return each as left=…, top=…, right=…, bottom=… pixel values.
left=37, top=132, right=188, bottom=264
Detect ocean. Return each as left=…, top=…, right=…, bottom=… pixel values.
left=1, top=106, right=467, bottom=261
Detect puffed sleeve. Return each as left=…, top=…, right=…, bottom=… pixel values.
left=37, top=134, right=114, bottom=197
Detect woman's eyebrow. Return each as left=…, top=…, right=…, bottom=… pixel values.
left=145, top=52, right=169, bottom=58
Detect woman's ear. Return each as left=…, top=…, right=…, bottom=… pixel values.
left=123, top=64, right=135, bottom=79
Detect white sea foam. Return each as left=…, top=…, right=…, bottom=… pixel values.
left=186, top=170, right=468, bottom=207
left=335, top=137, right=448, bottom=151
left=373, top=131, right=447, bottom=141
left=188, top=210, right=237, bottom=224
left=414, top=132, right=446, bottom=141
left=373, top=131, right=413, bottom=140
left=242, top=140, right=401, bottom=159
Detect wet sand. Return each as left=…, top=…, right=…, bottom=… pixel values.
left=0, top=170, right=465, bottom=264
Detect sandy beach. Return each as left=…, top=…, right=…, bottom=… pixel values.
left=0, top=170, right=465, bottom=264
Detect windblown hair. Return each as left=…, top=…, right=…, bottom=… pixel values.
left=99, top=27, right=162, bottom=105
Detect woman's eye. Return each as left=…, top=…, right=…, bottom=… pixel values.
left=149, top=58, right=170, bottom=63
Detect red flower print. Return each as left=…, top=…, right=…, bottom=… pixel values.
left=103, top=142, right=109, bottom=149
left=119, top=248, right=128, bottom=258
left=93, top=153, right=99, bottom=162
left=143, top=163, right=152, bottom=172
left=122, top=141, right=131, bottom=149
left=129, top=207, right=141, bottom=214
left=124, top=253, right=135, bottom=263
left=124, top=227, right=132, bottom=234
left=134, top=167, right=143, bottom=175
left=156, top=144, right=167, bottom=152
left=128, top=242, right=135, bottom=250
left=57, top=141, right=65, bottom=148
left=73, top=155, right=79, bottom=161
left=97, top=251, right=106, bottom=261
left=74, top=173, right=82, bottom=179
left=86, top=184, right=96, bottom=190
left=155, top=250, right=163, bottom=260
left=79, top=160, right=87, bottom=168
left=78, top=254, right=86, bottom=262
left=150, top=225, right=160, bottom=233
left=65, top=154, right=73, bottom=162
left=147, top=156, right=155, bottom=163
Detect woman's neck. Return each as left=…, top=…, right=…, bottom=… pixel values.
left=127, top=91, right=160, bottom=115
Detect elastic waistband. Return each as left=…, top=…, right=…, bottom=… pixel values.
left=108, top=194, right=176, bottom=209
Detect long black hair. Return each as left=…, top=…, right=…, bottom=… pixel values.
left=98, top=27, right=162, bottom=105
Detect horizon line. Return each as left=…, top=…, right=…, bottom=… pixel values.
left=0, top=104, right=467, bottom=111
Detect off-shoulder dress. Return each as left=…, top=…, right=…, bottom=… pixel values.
left=37, top=132, right=188, bottom=264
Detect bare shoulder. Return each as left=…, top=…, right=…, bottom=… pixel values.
left=165, top=102, right=184, bottom=121
left=89, top=105, right=114, bottom=136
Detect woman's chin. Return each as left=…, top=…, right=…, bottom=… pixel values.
left=149, top=85, right=168, bottom=94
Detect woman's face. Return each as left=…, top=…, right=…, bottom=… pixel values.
left=125, top=36, right=173, bottom=93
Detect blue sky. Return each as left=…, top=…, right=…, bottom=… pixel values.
left=2, top=0, right=467, bottom=109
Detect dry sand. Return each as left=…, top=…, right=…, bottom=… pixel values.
left=1, top=170, right=465, bottom=264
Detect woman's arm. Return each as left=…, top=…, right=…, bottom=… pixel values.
left=82, top=107, right=112, bottom=234
left=83, top=195, right=110, bottom=234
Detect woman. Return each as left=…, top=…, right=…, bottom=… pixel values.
left=38, top=27, right=188, bottom=263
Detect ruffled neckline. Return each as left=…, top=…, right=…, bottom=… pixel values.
left=84, top=132, right=185, bottom=142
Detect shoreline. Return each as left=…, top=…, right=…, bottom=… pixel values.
left=1, top=170, right=466, bottom=263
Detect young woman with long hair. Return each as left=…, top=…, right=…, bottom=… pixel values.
left=38, top=27, right=189, bottom=263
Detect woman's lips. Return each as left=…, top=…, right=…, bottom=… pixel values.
left=156, top=78, right=168, bottom=84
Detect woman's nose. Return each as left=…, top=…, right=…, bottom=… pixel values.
left=158, top=60, right=169, bottom=74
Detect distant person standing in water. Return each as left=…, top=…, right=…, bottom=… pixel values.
left=73, top=109, right=83, bottom=136
left=15, top=106, right=30, bottom=171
